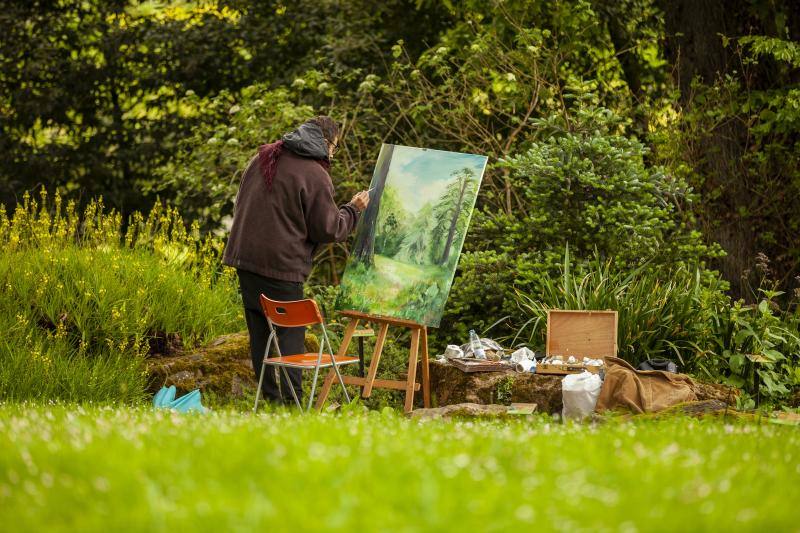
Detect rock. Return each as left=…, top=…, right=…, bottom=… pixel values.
left=426, top=359, right=564, bottom=413
left=410, top=403, right=511, bottom=419
left=147, top=331, right=184, bottom=357
left=146, top=331, right=320, bottom=399
left=425, top=359, right=740, bottom=414
left=615, top=399, right=753, bottom=421
left=690, top=380, right=740, bottom=403
left=168, top=370, right=198, bottom=387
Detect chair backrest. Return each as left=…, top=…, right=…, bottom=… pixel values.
left=259, top=294, right=324, bottom=327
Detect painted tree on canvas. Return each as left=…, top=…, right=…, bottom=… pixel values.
left=337, top=145, right=487, bottom=327
left=352, top=144, right=395, bottom=266
left=431, top=167, right=478, bottom=265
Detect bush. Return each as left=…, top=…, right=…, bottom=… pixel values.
left=511, top=250, right=800, bottom=405
left=155, top=86, right=315, bottom=228
left=0, top=191, right=241, bottom=403
left=438, top=106, right=718, bottom=345
left=511, top=250, right=727, bottom=368
left=704, top=295, right=800, bottom=405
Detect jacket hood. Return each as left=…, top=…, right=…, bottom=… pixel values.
left=282, top=122, right=329, bottom=160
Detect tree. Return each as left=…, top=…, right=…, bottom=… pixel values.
left=399, top=203, right=434, bottom=264
left=374, top=186, right=408, bottom=257
left=352, top=144, right=394, bottom=266
left=432, top=168, right=477, bottom=265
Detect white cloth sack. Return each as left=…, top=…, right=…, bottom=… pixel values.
left=561, top=371, right=602, bottom=421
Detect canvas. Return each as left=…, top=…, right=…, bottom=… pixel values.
left=336, top=144, right=488, bottom=327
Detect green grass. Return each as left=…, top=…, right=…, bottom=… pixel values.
left=0, top=191, right=241, bottom=404
left=1, top=405, right=798, bottom=531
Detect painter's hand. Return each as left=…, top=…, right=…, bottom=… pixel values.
left=351, top=191, right=370, bottom=212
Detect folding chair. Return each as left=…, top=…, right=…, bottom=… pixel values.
left=253, top=295, right=359, bottom=412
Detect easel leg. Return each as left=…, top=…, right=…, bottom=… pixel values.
left=314, top=318, right=359, bottom=411
left=404, top=328, right=420, bottom=413
left=362, top=323, right=389, bottom=398
left=421, top=326, right=430, bottom=408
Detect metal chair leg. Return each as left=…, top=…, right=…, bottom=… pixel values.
left=253, top=330, right=276, bottom=414
left=281, top=366, right=302, bottom=409
left=323, top=328, right=351, bottom=404
left=307, top=363, right=322, bottom=412
left=253, top=361, right=267, bottom=413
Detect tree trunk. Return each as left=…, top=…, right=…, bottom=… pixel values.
left=353, top=143, right=394, bottom=266
left=659, top=0, right=757, bottom=299
left=439, top=176, right=468, bottom=265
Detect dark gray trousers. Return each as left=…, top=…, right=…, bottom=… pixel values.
left=237, top=269, right=304, bottom=404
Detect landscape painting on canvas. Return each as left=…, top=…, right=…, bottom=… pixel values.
left=336, top=144, right=488, bottom=327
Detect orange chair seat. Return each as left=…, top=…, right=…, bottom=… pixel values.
left=263, top=353, right=360, bottom=368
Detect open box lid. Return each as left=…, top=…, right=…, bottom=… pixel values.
left=546, top=310, right=618, bottom=360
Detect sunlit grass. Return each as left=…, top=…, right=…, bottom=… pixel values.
left=0, top=404, right=797, bottom=531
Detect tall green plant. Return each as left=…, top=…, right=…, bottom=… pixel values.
left=0, top=191, right=241, bottom=404
left=512, top=248, right=726, bottom=369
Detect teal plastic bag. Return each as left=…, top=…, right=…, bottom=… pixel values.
left=153, top=386, right=208, bottom=413
left=153, top=385, right=176, bottom=408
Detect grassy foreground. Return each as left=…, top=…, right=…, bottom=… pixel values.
left=1, top=405, right=798, bottom=531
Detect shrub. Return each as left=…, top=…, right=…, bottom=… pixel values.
left=437, top=106, right=718, bottom=345
left=510, top=250, right=725, bottom=367
left=0, top=191, right=241, bottom=403
left=704, top=294, right=800, bottom=404
left=511, top=250, right=800, bottom=404
left=154, top=86, right=314, bottom=228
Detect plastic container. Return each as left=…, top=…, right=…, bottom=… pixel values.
left=469, top=329, right=486, bottom=359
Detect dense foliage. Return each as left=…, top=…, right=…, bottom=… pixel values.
left=0, top=192, right=240, bottom=403
left=1, top=1, right=799, bottom=405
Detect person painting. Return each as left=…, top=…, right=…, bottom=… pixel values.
left=223, top=116, right=370, bottom=406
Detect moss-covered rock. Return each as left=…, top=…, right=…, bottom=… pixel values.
left=426, top=360, right=564, bottom=413
left=409, top=403, right=512, bottom=420
left=147, top=331, right=321, bottom=398
left=426, top=360, right=739, bottom=415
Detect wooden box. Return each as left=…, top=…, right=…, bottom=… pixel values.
left=537, top=310, right=618, bottom=375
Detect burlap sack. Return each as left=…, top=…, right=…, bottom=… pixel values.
left=596, top=357, right=697, bottom=413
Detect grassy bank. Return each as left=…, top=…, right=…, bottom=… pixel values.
left=0, top=192, right=241, bottom=403
left=0, top=405, right=797, bottom=531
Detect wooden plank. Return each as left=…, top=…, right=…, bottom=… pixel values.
left=352, top=327, right=375, bottom=338
left=362, top=322, right=389, bottom=398
left=339, top=309, right=424, bottom=329
left=420, top=326, right=430, bottom=408
left=449, top=358, right=508, bottom=372
left=314, top=318, right=359, bottom=411
left=339, top=375, right=419, bottom=391
left=546, top=310, right=617, bottom=360
left=404, top=328, right=420, bottom=413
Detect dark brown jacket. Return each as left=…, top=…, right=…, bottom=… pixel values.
left=223, top=151, right=360, bottom=282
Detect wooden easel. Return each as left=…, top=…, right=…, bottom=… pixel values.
left=314, top=310, right=431, bottom=413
